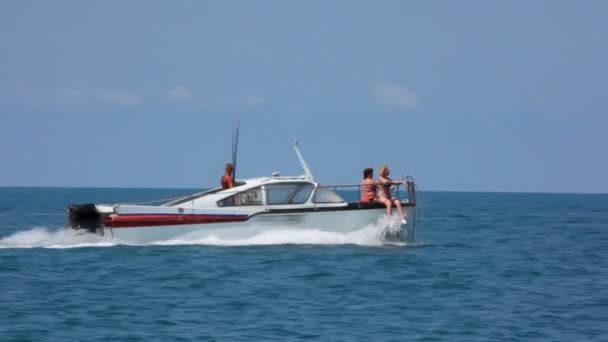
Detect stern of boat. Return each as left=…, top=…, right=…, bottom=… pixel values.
left=66, top=203, right=110, bottom=235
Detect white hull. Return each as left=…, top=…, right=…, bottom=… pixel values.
left=103, top=207, right=416, bottom=244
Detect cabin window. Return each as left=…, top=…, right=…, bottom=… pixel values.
left=312, top=188, right=345, bottom=203
left=265, top=183, right=314, bottom=205
left=217, top=187, right=264, bottom=207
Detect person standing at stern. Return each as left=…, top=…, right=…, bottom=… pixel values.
left=221, top=163, right=234, bottom=189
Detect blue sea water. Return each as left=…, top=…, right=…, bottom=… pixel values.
left=0, top=187, right=607, bottom=341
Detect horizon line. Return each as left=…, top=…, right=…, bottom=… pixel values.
left=0, top=185, right=606, bottom=196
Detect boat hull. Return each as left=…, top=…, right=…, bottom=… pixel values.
left=101, top=207, right=417, bottom=244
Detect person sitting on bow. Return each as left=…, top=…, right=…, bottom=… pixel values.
left=360, top=167, right=377, bottom=203
left=377, top=165, right=407, bottom=224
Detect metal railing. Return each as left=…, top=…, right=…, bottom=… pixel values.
left=316, top=177, right=417, bottom=205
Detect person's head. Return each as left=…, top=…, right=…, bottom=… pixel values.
left=225, top=163, right=234, bottom=173
left=379, top=165, right=390, bottom=177
left=363, top=167, right=373, bottom=179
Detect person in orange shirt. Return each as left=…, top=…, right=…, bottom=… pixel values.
left=360, top=167, right=377, bottom=202
left=221, top=163, right=234, bottom=189
left=377, top=165, right=407, bottom=224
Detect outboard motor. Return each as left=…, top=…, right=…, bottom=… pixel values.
left=67, top=204, right=102, bottom=233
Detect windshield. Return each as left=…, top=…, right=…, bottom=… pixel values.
left=265, top=183, right=314, bottom=205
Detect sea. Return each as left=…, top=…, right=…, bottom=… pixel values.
left=0, top=187, right=606, bottom=341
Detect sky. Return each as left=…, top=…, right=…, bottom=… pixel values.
left=0, top=0, right=606, bottom=193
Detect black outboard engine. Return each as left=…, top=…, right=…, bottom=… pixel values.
left=67, top=204, right=102, bottom=233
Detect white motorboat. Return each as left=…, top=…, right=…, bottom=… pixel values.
left=67, top=142, right=418, bottom=244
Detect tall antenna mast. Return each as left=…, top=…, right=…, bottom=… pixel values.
left=293, top=140, right=314, bottom=180
left=231, top=115, right=240, bottom=180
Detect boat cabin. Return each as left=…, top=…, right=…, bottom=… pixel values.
left=164, top=176, right=347, bottom=209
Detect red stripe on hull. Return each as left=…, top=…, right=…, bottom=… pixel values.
left=104, top=214, right=249, bottom=228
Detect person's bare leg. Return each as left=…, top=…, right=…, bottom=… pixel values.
left=379, top=197, right=392, bottom=217
left=393, top=198, right=406, bottom=223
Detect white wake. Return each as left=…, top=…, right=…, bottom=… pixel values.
left=0, top=227, right=116, bottom=249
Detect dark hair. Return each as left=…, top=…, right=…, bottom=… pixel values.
left=363, top=167, right=373, bottom=179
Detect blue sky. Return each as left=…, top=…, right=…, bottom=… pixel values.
left=0, top=1, right=606, bottom=193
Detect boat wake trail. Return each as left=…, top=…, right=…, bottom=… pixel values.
left=0, top=221, right=407, bottom=249
left=0, top=227, right=116, bottom=249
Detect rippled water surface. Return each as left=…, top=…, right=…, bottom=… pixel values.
left=1, top=187, right=607, bottom=341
